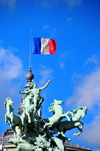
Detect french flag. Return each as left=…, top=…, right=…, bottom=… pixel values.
left=32, top=37, right=56, bottom=55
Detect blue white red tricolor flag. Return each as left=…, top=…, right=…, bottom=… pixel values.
left=32, top=37, right=56, bottom=55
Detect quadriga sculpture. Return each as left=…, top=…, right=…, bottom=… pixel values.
left=4, top=79, right=88, bottom=151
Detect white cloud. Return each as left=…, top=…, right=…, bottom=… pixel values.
left=33, top=0, right=83, bottom=8
left=33, top=0, right=53, bottom=8
left=64, top=0, right=83, bottom=8
left=0, top=47, right=24, bottom=120
left=0, top=47, right=23, bottom=79
left=66, top=68, right=100, bottom=109
left=85, top=54, right=98, bottom=64
left=0, top=0, right=16, bottom=7
left=66, top=67, right=100, bottom=147
left=79, top=113, right=100, bottom=148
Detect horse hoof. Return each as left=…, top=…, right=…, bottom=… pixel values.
left=73, top=133, right=77, bottom=136
left=28, top=120, right=31, bottom=123
left=39, top=128, right=43, bottom=132
left=22, top=135, right=28, bottom=139
left=68, top=139, right=71, bottom=141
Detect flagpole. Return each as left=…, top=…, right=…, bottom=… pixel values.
left=29, top=27, right=33, bottom=68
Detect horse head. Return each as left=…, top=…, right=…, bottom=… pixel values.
left=54, top=99, right=63, bottom=105
left=48, top=99, right=63, bottom=114
left=79, top=106, right=88, bottom=119
left=4, top=97, right=13, bottom=108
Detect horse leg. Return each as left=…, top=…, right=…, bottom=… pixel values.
left=79, top=121, right=84, bottom=129
left=42, top=123, right=52, bottom=137
left=19, top=119, right=23, bottom=134
left=58, top=131, right=71, bottom=141
left=44, top=122, right=52, bottom=129
left=22, top=115, right=27, bottom=137
left=26, top=109, right=31, bottom=123
left=5, top=115, right=8, bottom=124
left=12, top=127, right=16, bottom=138
left=24, top=121, right=27, bottom=137
left=5, top=115, right=10, bottom=125
left=46, top=126, right=52, bottom=138
left=14, top=132, right=16, bottom=138
left=5, top=119, right=9, bottom=124
left=64, top=111, right=73, bottom=121
left=75, top=127, right=82, bottom=136
left=52, top=127, right=58, bottom=134
left=28, top=114, right=31, bottom=123
left=74, top=122, right=82, bottom=136
left=33, top=120, right=39, bottom=135
left=15, top=126, right=22, bottom=138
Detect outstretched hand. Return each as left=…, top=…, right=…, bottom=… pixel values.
left=19, top=90, right=22, bottom=94
left=48, top=80, right=53, bottom=83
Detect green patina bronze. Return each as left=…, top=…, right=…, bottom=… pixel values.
left=4, top=79, right=88, bottom=151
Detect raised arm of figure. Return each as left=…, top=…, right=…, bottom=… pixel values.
left=39, top=80, right=52, bottom=91
left=19, top=90, right=29, bottom=94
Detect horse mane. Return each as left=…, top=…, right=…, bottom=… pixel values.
left=72, top=109, right=78, bottom=114
left=72, top=106, right=87, bottom=115
left=48, top=103, right=55, bottom=114
left=4, top=97, right=14, bottom=111
left=11, top=106, right=14, bottom=111
left=72, top=107, right=82, bottom=114
left=4, top=101, right=7, bottom=108
left=4, top=97, right=10, bottom=108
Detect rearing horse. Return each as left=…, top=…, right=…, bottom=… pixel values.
left=56, top=106, right=88, bottom=141
left=43, top=99, right=66, bottom=129
left=42, top=99, right=73, bottom=137
left=4, top=97, right=23, bottom=138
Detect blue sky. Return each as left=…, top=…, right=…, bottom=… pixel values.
left=0, top=0, right=100, bottom=150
